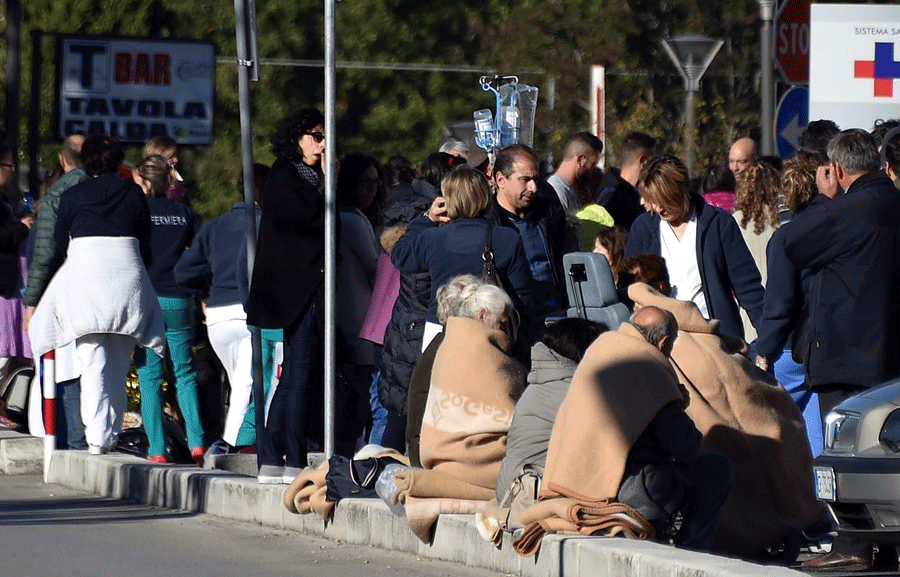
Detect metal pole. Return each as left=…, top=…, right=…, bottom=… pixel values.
left=684, top=86, right=696, bottom=177
left=323, top=0, right=337, bottom=459
left=5, top=0, right=21, bottom=202
left=759, top=0, right=776, bottom=156
left=28, top=29, right=41, bottom=198
left=233, top=0, right=265, bottom=468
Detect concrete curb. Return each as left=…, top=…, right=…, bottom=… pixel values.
left=25, top=445, right=803, bottom=577
left=0, top=430, right=43, bottom=474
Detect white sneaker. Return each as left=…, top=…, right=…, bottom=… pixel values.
left=88, top=445, right=109, bottom=455
left=258, top=465, right=285, bottom=484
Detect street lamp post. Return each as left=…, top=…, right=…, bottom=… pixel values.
left=662, top=35, right=724, bottom=176
left=759, top=0, right=776, bottom=156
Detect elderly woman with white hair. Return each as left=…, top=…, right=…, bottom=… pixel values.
left=408, top=274, right=525, bottom=490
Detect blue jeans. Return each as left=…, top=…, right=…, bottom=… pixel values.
left=59, top=378, right=86, bottom=449
left=773, top=348, right=823, bottom=457
left=258, top=303, right=319, bottom=468
left=134, top=296, right=205, bottom=456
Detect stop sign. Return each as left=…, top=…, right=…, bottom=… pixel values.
left=775, top=0, right=810, bottom=84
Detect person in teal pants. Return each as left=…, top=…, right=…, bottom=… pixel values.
left=233, top=327, right=282, bottom=447
left=132, top=155, right=206, bottom=464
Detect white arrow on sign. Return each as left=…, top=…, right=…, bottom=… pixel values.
left=779, top=112, right=803, bottom=150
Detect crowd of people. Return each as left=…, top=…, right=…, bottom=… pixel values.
left=2, top=110, right=900, bottom=568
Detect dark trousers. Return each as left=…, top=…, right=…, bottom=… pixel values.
left=258, top=304, right=319, bottom=469
left=680, top=453, right=733, bottom=551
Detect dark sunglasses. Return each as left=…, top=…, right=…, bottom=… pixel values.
left=306, top=131, right=326, bottom=143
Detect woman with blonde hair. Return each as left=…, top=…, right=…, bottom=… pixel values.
left=143, top=136, right=188, bottom=206
left=624, top=155, right=764, bottom=341
left=391, top=164, right=535, bottom=349
left=132, top=153, right=205, bottom=464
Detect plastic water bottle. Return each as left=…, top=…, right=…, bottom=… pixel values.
left=500, top=104, right=520, bottom=147
left=473, top=109, right=494, bottom=150
left=375, top=463, right=410, bottom=517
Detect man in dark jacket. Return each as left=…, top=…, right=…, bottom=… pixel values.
left=490, top=144, right=569, bottom=315
left=787, top=129, right=900, bottom=572
left=595, top=131, right=655, bottom=230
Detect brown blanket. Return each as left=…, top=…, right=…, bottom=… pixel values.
left=512, top=322, right=681, bottom=556
left=420, top=316, right=525, bottom=490
left=628, top=282, right=824, bottom=555
left=391, top=468, right=496, bottom=503
left=283, top=461, right=334, bottom=520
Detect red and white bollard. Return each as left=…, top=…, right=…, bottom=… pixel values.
left=42, top=350, right=56, bottom=483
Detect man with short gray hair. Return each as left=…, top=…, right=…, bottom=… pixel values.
left=786, top=128, right=900, bottom=570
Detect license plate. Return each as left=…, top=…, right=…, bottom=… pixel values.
left=815, top=467, right=836, bottom=501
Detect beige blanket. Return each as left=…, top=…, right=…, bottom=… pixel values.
left=420, top=316, right=525, bottom=490
left=628, top=282, right=824, bottom=555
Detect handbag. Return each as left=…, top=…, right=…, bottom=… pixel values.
left=481, top=224, right=504, bottom=289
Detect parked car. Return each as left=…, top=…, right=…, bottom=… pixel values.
left=814, top=377, right=900, bottom=543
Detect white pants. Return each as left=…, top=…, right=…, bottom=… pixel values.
left=76, top=333, right=136, bottom=449
left=207, top=318, right=253, bottom=446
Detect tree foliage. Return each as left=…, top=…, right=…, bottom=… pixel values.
left=6, top=0, right=767, bottom=219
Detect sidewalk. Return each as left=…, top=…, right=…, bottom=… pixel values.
left=2, top=431, right=802, bottom=577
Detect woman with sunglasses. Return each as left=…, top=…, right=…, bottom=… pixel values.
left=245, top=108, right=328, bottom=484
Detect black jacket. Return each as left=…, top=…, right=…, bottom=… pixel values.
left=625, top=194, right=764, bottom=341
left=377, top=178, right=440, bottom=415
left=55, top=174, right=152, bottom=267
left=783, top=172, right=900, bottom=389
left=755, top=195, right=829, bottom=360
left=246, top=157, right=329, bottom=330
left=0, top=202, right=28, bottom=298
left=488, top=179, right=569, bottom=310
left=596, top=168, right=644, bottom=231
left=146, top=196, right=200, bottom=298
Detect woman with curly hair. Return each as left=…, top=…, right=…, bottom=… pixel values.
left=245, top=108, right=327, bottom=484
left=755, top=149, right=828, bottom=457
left=624, top=155, right=764, bottom=341
left=731, top=159, right=783, bottom=340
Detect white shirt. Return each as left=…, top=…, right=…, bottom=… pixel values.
left=659, top=212, right=709, bottom=319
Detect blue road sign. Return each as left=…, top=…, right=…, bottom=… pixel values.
left=776, top=86, right=809, bottom=159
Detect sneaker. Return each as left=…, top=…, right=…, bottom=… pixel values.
left=203, top=439, right=231, bottom=470
left=190, top=446, right=205, bottom=467
left=283, top=466, right=304, bottom=484
left=88, top=445, right=109, bottom=455
left=258, top=465, right=286, bottom=484
left=147, top=455, right=168, bottom=464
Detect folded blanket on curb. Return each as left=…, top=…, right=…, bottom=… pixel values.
left=283, top=461, right=334, bottom=519
left=391, top=468, right=495, bottom=503
left=512, top=498, right=654, bottom=557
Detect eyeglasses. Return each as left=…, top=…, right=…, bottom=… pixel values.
left=306, top=131, right=325, bottom=143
